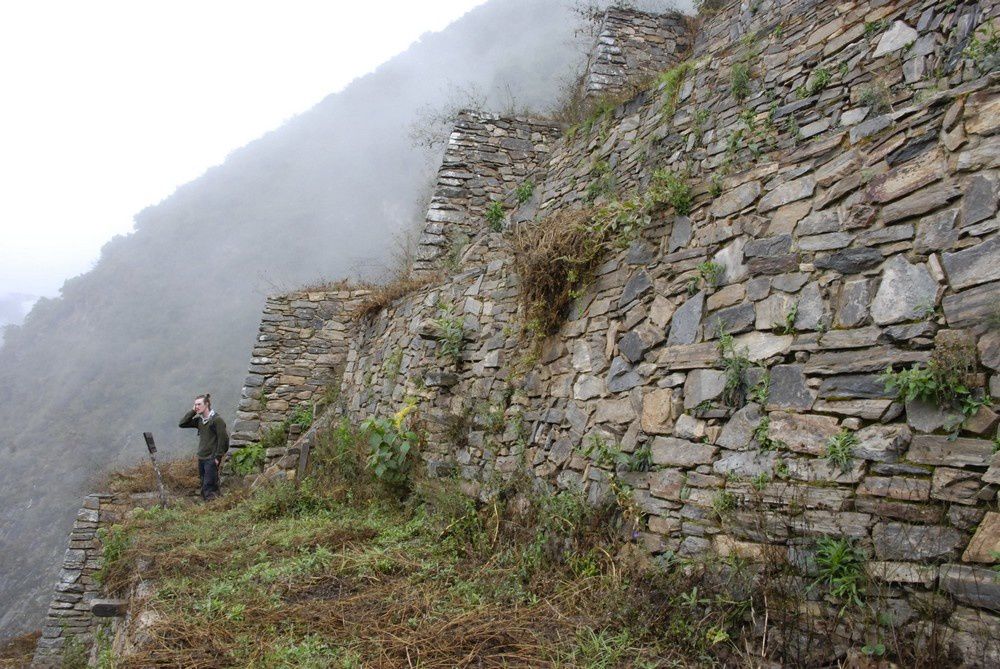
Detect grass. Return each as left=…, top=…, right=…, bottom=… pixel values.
left=825, top=429, right=858, bottom=472
left=0, top=631, right=40, bottom=669
left=93, top=406, right=962, bottom=669
left=351, top=274, right=438, bottom=321
left=730, top=62, right=752, bottom=101
left=104, top=456, right=201, bottom=495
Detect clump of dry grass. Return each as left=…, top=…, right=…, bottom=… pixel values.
left=0, top=631, right=40, bottom=669
left=350, top=274, right=438, bottom=321
left=104, top=457, right=201, bottom=495
left=508, top=207, right=602, bottom=337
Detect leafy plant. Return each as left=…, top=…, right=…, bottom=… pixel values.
left=748, top=371, right=770, bottom=405
left=381, top=346, right=404, bottom=380
left=797, top=66, right=831, bottom=98
left=698, top=261, right=725, bottom=289
left=648, top=169, right=693, bottom=216
left=486, top=201, right=506, bottom=232
left=515, top=180, right=534, bottom=204
left=708, top=173, right=723, bottom=197
left=259, top=423, right=288, bottom=450
left=880, top=336, right=989, bottom=436
left=658, top=60, right=694, bottom=118
left=753, top=416, right=783, bottom=451
left=776, top=301, right=798, bottom=335
left=288, top=404, right=313, bottom=429
left=361, top=401, right=420, bottom=489
left=825, top=429, right=857, bottom=472
left=432, top=304, right=465, bottom=364
left=812, top=537, right=866, bottom=611
left=231, top=442, right=266, bottom=475
left=963, top=20, right=999, bottom=73
left=750, top=472, right=770, bottom=491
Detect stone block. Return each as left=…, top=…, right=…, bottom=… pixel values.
left=871, top=255, right=937, bottom=325
left=767, top=364, right=813, bottom=410
left=963, top=512, right=1000, bottom=563
left=907, top=435, right=994, bottom=467
left=683, top=369, right=726, bottom=410
left=667, top=291, right=705, bottom=345
left=767, top=412, right=839, bottom=455
left=650, top=437, right=716, bottom=467
left=873, top=522, right=964, bottom=561
left=940, top=235, right=1000, bottom=291
left=857, top=476, right=930, bottom=501
left=641, top=387, right=676, bottom=435
left=932, top=467, right=988, bottom=506
left=939, top=564, right=1000, bottom=610
left=716, top=403, right=762, bottom=451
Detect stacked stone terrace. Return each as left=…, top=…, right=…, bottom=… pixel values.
left=334, top=0, right=1000, bottom=663
left=230, top=287, right=370, bottom=452
left=584, top=7, right=694, bottom=97
left=31, top=493, right=127, bottom=668
left=411, top=111, right=562, bottom=277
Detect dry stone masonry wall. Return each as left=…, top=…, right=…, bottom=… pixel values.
left=583, top=7, right=694, bottom=97
left=31, top=493, right=127, bottom=668
left=334, top=0, right=1000, bottom=663
left=412, top=111, right=562, bottom=277
left=230, top=288, right=370, bottom=451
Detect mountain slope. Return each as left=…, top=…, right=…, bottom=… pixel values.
left=0, top=0, right=587, bottom=637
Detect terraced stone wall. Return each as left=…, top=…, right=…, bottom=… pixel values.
left=583, top=7, right=693, bottom=97
left=31, top=493, right=127, bottom=668
left=411, top=111, right=562, bottom=277
left=337, top=0, right=1000, bottom=662
left=230, top=288, right=370, bottom=450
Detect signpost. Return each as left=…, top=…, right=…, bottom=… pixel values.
left=143, top=432, right=168, bottom=507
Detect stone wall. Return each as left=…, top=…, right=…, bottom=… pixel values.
left=230, top=288, right=370, bottom=450
left=31, top=493, right=127, bottom=668
left=336, top=0, right=1000, bottom=662
left=583, top=7, right=693, bottom=98
left=411, top=111, right=562, bottom=277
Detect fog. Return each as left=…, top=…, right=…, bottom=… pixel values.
left=0, top=0, right=695, bottom=638
left=0, top=0, right=595, bottom=638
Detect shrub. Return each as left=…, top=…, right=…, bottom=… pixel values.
left=515, top=180, right=534, bottom=204
left=797, top=66, right=831, bottom=98
left=648, top=169, right=693, bottom=216
left=361, top=402, right=421, bottom=489
left=485, top=201, right=506, bottom=232
left=231, top=442, right=266, bottom=475
left=259, top=423, right=288, bottom=450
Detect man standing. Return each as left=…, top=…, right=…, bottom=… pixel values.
left=179, top=393, right=229, bottom=500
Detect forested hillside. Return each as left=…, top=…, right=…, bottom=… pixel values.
left=0, top=0, right=588, bottom=637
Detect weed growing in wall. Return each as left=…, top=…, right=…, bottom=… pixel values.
left=515, top=180, right=534, bottom=204
left=432, top=303, right=465, bottom=364
left=797, top=66, right=831, bottom=98
left=657, top=60, right=694, bottom=118
left=824, top=429, right=857, bottom=472
left=718, top=332, right=751, bottom=407
left=964, top=21, right=1000, bottom=73
left=730, top=62, right=752, bottom=101
left=859, top=80, right=891, bottom=114
left=361, top=401, right=420, bottom=491
left=880, top=335, right=989, bottom=434
left=485, top=201, right=506, bottom=232
left=648, top=168, right=693, bottom=216
left=231, top=442, right=266, bottom=475
left=811, top=537, right=867, bottom=612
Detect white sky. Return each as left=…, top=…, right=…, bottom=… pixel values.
left=0, top=0, right=488, bottom=302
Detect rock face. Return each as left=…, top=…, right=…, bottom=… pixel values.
left=44, top=0, right=1000, bottom=665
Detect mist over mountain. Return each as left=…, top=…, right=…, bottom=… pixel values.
left=0, top=0, right=592, bottom=637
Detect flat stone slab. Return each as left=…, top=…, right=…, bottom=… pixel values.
left=907, top=435, right=994, bottom=468
left=873, top=21, right=919, bottom=58
left=873, top=522, right=964, bottom=560
left=91, top=599, right=128, bottom=617
left=940, top=235, right=1000, bottom=291
left=871, top=255, right=937, bottom=325
left=939, top=563, right=1000, bottom=610
left=963, top=512, right=1000, bottom=563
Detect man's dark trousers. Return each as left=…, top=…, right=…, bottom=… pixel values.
left=199, top=457, right=220, bottom=500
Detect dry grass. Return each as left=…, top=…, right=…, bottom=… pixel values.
left=0, top=631, right=39, bottom=669
left=508, top=207, right=602, bottom=336
left=350, top=274, right=438, bottom=321
left=103, top=457, right=201, bottom=495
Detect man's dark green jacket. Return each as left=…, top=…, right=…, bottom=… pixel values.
left=179, top=410, right=230, bottom=459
